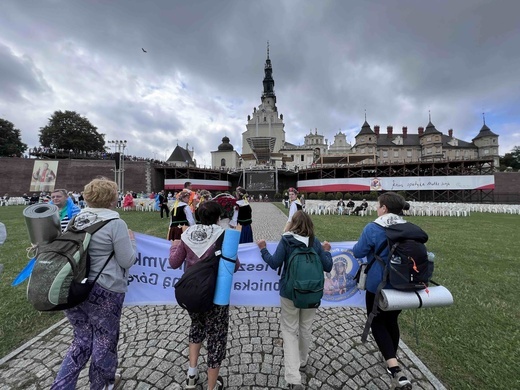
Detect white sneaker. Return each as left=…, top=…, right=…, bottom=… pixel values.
left=105, top=372, right=121, bottom=390
left=391, top=372, right=412, bottom=390
left=186, top=373, right=199, bottom=389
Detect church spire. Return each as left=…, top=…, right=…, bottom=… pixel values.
left=262, top=41, right=276, bottom=103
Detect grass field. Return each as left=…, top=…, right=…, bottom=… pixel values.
left=1, top=204, right=519, bottom=389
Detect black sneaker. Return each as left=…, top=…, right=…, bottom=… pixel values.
left=288, top=384, right=304, bottom=390
left=299, top=363, right=307, bottom=371
left=214, top=375, right=225, bottom=390
left=186, top=373, right=199, bottom=389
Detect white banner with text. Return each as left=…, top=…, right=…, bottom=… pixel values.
left=125, top=233, right=366, bottom=308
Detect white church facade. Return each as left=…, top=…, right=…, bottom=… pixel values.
left=211, top=46, right=499, bottom=171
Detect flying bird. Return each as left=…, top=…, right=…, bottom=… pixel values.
left=142, top=48, right=147, bottom=53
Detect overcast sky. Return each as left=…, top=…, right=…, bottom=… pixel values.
left=1, top=0, right=519, bottom=165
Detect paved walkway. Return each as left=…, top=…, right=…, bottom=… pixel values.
left=0, top=203, right=445, bottom=390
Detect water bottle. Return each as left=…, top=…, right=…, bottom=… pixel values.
left=427, top=252, right=435, bottom=262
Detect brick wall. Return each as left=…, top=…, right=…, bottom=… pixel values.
left=0, top=157, right=154, bottom=195
left=494, top=172, right=520, bottom=203
left=1, top=157, right=519, bottom=202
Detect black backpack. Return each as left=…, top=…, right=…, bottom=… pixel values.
left=361, top=222, right=433, bottom=342
left=27, top=219, right=115, bottom=311
left=380, top=222, right=431, bottom=290
left=174, top=233, right=225, bottom=313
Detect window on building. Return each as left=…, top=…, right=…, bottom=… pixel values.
left=493, top=139, right=496, bottom=143
left=456, top=150, right=460, bottom=157
left=393, top=150, right=399, bottom=158
left=368, top=147, right=373, bottom=153
left=301, top=155, right=304, bottom=162
left=427, top=147, right=432, bottom=154
left=383, top=150, right=388, bottom=158
left=484, top=149, right=489, bottom=155
left=436, top=147, right=441, bottom=153
left=369, top=137, right=372, bottom=141
left=264, top=117, right=266, bottom=122
left=360, top=148, right=365, bottom=154
left=427, top=136, right=431, bottom=142
left=220, top=158, right=226, bottom=166
left=407, top=150, right=412, bottom=158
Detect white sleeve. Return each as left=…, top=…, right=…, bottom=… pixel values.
left=288, top=201, right=297, bottom=222
left=230, top=206, right=239, bottom=227
left=185, top=207, right=196, bottom=226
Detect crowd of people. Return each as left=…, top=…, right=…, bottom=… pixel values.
left=20, top=177, right=416, bottom=390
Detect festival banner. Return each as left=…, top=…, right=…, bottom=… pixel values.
left=125, top=233, right=366, bottom=308
left=298, top=175, right=495, bottom=192
left=30, top=161, right=59, bottom=193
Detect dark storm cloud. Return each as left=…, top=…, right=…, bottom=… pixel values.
left=1, top=0, right=519, bottom=161
left=0, top=44, right=51, bottom=102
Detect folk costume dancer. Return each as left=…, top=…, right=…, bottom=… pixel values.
left=167, top=190, right=195, bottom=241
left=233, top=186, right=253, bottom=243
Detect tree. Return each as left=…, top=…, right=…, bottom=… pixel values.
left=499, top=146, right=520, bottom=170
left=0, top=118, right=27, bottom=157
left=39, top=110, right=105, bottom=154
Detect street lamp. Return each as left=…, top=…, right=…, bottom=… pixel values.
left=107, top=140, right=128, bottom=192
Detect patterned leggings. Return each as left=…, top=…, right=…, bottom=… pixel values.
left=188, top=304, right=230, bottom=368
left=51, top=283, right=125, bottom=390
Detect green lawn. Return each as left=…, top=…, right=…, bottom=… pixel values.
left=1, top=205, right=519, bottom=389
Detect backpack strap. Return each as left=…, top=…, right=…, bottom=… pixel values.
left=277, top=237, right=312, bottom=276
left=89, top=251, right=115, bottom=285
left=81, top=219, right=117, bottom=283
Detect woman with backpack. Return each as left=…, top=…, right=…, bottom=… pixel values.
left=352, top=192, right=416, bottom=390
left=169, top=201, right=241, bottom=390
left=51, top=178, right=137, bottom=390
left=256, top=211, right=332, bottom=390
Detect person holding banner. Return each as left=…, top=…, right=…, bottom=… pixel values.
left=257, top=211, right=332, bottom=390
left=352, top=192, right=413, bottom=390
left=169, top=201, right=240, bottom=390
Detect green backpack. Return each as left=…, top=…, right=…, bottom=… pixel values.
left=27, top=219, right=114, bottom=311
left=284, top=244, right=324, bottom=309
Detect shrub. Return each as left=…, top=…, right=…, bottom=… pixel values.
left=335, top=191, right=343, bottom=200
left=326, top=193, right=335, bottom=200
left=317, top=192, right=326, bottom=200
left=308, top=192, right=317, bottom=199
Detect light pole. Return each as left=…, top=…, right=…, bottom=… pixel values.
left=107, top=140, right=127, bottom=192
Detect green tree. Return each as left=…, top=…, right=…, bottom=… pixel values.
left=39, top=110, right=105, bottom=154
left=500, top=146, right=520, bottom=170
left=0, top=118, right=27, bottom=157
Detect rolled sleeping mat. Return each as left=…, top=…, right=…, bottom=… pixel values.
left=0, top=222, right=6, bottom=245
left=213, top=228, right=241, bottom=305
left=23, top=204, right=61, bottom=246
left=379, top=285, right=454, bottom=311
